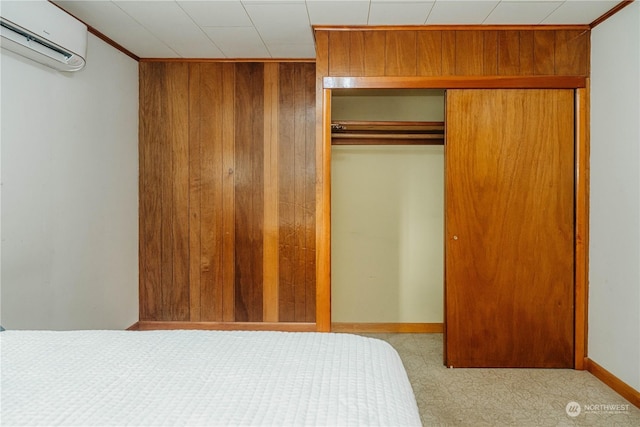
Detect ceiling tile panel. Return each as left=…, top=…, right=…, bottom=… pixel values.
left=306, top=1, right=370, bottom=25
left=541, top=1, right=615, bottom=24
left=203, top=26, right=270, bottom=57
left=177, top=1, right=252, bottom=27
left=266, top=43, right=317, bottom=58
left=242, top=1, right=314, bottom=44
left=426, top=0, right=499, bottom=24
left=483, top=0, right=564, bottom=24
left=114, top=0, right=224, bottom=57
left=369, top=1, right=435, bottom=25
left=53, top=1, right=178, bottom=57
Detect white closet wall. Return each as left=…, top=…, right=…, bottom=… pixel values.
left=331, top=90, right=444, bottom=323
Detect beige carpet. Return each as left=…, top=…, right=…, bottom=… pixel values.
left=362, top=333, right=640, bottom=426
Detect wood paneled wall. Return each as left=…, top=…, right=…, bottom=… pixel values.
left=139, top=61, right=316, bottom=324
left=315, top=28, right=590, bottom=77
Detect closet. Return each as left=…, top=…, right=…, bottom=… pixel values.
left=330, top=89, right=444, bottom=330
left=315, top=27, right=588, bottom=367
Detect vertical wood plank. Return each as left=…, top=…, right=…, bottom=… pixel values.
left=304, top=63, right=317, bottom=323
left=328, top=31, right=350, bottom=76
left=417, top=31, right=442, bottom=76
left=188, top=63, right=202, bottom=322
left=455, top=31, right=484, bottom=75
left=139, top=62, right=163, bottom=321
left=519, top=31, right=535, bottom=75
left=316, top=89, right=332, bottom=331
left=483, top=31, right=499, bottom=75
left=170, top=62, right=191, bottom=322
left=498, top=30, right=520, bottom=75
left=386, top=31, right=417, bottom=76
left=315, top=32, right=330, bottom=330
left=199, top=63, right=224, bottom=322
left=441, top=31, right=456, bottom=76
left=534, top=31, right=555, bottom=75
left=349, top=32, right=365, bottom=76
left=293, top=64, right=308, bottom=320
left=278, top=63, right=295, bottom=321
left=555, top=30, right=589, bottom=76
left=221, top=63, right=236, bottom=322
left=574, top=85, right=589, bottom=369
left=364, top=31, right=387, bottom=76
left=263, top=63, right=280, bottom=322
left=234, top=62, right=264, bottom=322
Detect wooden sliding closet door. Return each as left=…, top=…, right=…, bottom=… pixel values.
left=445, top=89, right=574, bottom=368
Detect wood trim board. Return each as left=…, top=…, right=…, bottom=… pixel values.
left=136, top=321, right=316, bottom=332
left=332, top=323, right=443, bottom=333
left=586, top=358, right=640, bottom=408
left=324, top=76, right=587, bottom=89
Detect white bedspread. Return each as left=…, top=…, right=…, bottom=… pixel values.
left=1, top=330, right=421, bottom=426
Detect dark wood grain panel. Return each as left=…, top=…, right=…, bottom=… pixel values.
left=198, top=63, right=225, bottom=322
left=139, top=63, right=191, bottom=322
left=498, top=30, right=520, bottom=75
left=139, top=62, right=163, bottom=321
left=363, top=31, right=386, bottom=76
left=278, top=63, right=296, bottom=321
left=441, top=31, right=456, bottom=76
left=221, top=63, right=237, bottom=322
left=483, top=31, right=498, bottom=75
left=417, top=31, right=442, bottom=76
left=533, top=31, right=555, bottom=75
left=349, top=32, right=365, bottom=76
left=328, top=31, right=350, bottom=76
left=278, top=63, right=317, bottom=322
left=385, top=31, right=417, bottom=76
left=445, top=89, right=574, bottom=367
left=170, top=63, right=191, bottom=322
left=188, top=63, right=202, bottom=321
left=455, top=31, right=484, bottom=75
left=234, top=62, right=265, bottom=322
left=555, top=30, right=589, bottom=76
left=304, top=63, right=317, bottom=323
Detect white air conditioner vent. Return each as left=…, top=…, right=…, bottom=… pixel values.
left=0, top=0, right=87, bottom=72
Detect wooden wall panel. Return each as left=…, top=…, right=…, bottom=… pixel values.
left=140, top=61, right=316, bottom=325
left=316, top=27, right=590, bottom=78
left=555, top=30, right=589, bottom=76
left=278, top=63, right=317, bottom=322
left=498, top=30, right=520, bottom=75
left=363, top=32, right=386, bottom=76
left=417, top=31, right=442, bottom=76
left=234, top=63, right=265, bottom=322
left=386, top=31, right=417, bottom=76
left=455, top=31, right=484, bottom=75
left=139, top=62, right=190, bottom=321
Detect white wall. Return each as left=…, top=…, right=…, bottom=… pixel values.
left=331, top=90, right=444, bottom=323
left=1, top=33, right=139, bottom=330
left=590, top=3, right=640, bottom=391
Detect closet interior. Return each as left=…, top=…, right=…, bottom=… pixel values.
left=330, top=89, right=445, bottom=328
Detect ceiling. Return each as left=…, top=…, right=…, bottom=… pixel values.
left=53, top=1, right=618, bottom=59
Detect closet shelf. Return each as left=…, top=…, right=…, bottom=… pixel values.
left=331, top=121, right=444, bottom=145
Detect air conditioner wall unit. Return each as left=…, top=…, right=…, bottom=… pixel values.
left=0, top=0, right=87, bottom=72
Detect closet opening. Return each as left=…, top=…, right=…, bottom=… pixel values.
left=330, top=89, right=445, bottom=332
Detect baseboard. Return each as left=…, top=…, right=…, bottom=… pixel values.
left=126, top=322, right=140, bottom=331
left=586, top=358, right=640, bottom=408
left=331, top=322, right=443, bottom=333
left=135, top=321, right=316, bottom=332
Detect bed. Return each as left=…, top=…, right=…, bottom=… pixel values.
left=1, top=330, right=421, bottom=426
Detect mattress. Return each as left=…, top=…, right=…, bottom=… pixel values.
left=1, top=330, right=421, bottom=426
